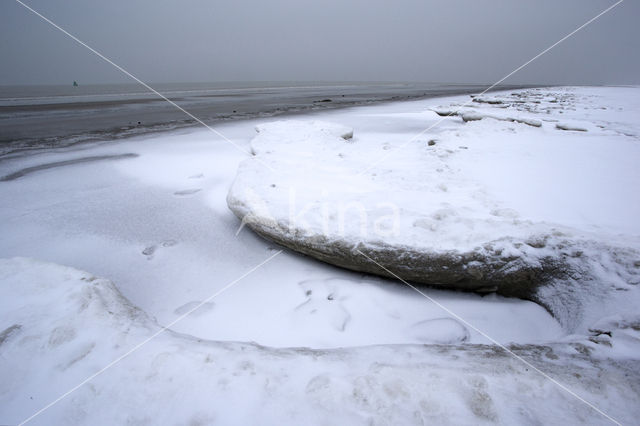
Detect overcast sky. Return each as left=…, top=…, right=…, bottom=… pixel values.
left=1, top=0, right=638, bottom=85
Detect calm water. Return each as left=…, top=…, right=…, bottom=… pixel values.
left=0, top=81, right=521, bottom=157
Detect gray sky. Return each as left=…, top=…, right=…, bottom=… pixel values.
left=1, top=0, right=638, bottom=85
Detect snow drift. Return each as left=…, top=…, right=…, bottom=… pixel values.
left=227, top=87, right=640, bottom=331
left=2, top=257, right=639, bottom=424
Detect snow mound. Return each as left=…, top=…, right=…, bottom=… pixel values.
left=251, top=120, right=353, bottom=156
left=227, top=88, right=640, bottom=332
left=2, top=257, right=640, bottom=424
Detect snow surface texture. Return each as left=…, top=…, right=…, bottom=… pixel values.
left=2, top=87, right=640, bottom=424
left=227, top=87, right=640, bottom=332
left=1, top=257, right=640, bottom=425
left=0, top=93, right=563, bottom=350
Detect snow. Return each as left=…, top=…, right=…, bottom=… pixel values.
left=1, top=86, right=640, bottom=424
left=1, top=257, right=639, bottom=425
left=0, top=97, right=563, bottom=349
left=228, top=86, right=640, bottom=331
left=231, top=88, right=640, bottom=249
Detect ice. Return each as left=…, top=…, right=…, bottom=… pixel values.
left=1, top=257, right=638, bottom=425
left=0, top=96, right=564, bottom=349
left=228, top=86, right=640, bottom=332
left=2, top=86, right=640, bottom=424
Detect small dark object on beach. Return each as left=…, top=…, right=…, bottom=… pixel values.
left=433, top=110, right=459, bottom=117
left=556, top=123, right=587, bottom=132
left=314, top=99, right=332, bottom=103
left=473, top=98, right=504, bottom=105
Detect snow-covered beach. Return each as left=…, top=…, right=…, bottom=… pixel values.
left=1, top=86, right=639, bottom=424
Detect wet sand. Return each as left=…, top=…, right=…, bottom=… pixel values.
left=0, top=82, right=527, bottom=157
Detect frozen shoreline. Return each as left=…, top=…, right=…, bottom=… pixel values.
left=0, top=89, right=566, bottom=349
left=228, top=86, right=640, bottom=332
left=0, top=82, right=523, bottom=159
left=1, top=86, right=639, bottom=424
left=1, top=257, right=638, bottom=425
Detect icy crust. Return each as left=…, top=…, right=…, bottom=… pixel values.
left=227, top=88, right=640, bottom=331
left=231, top=205, right=640, bottom=332
left=2, top=257, right=640, bottom=424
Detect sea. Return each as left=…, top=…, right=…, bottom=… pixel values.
left=0, top=81, right=523, bottom=157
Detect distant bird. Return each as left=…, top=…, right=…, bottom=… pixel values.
left=73, top=81, right=78, bottom=87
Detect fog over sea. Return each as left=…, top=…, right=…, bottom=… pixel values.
left=0, top=81, right=524, bottom=157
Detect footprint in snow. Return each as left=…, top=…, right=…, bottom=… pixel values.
left=188, top=173, right=204, bottom=179
left=174, top=188, right=202, bottom=196
left=142, top=239, right=178, bottom=259
left=294, top=278, right=352, bottom=332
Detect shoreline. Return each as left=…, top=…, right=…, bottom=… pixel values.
left=0, top=82, right=533, bottom=159
left=0, top=87, right=566, bottom=349
left=1, top=86, right=639, bottom=423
